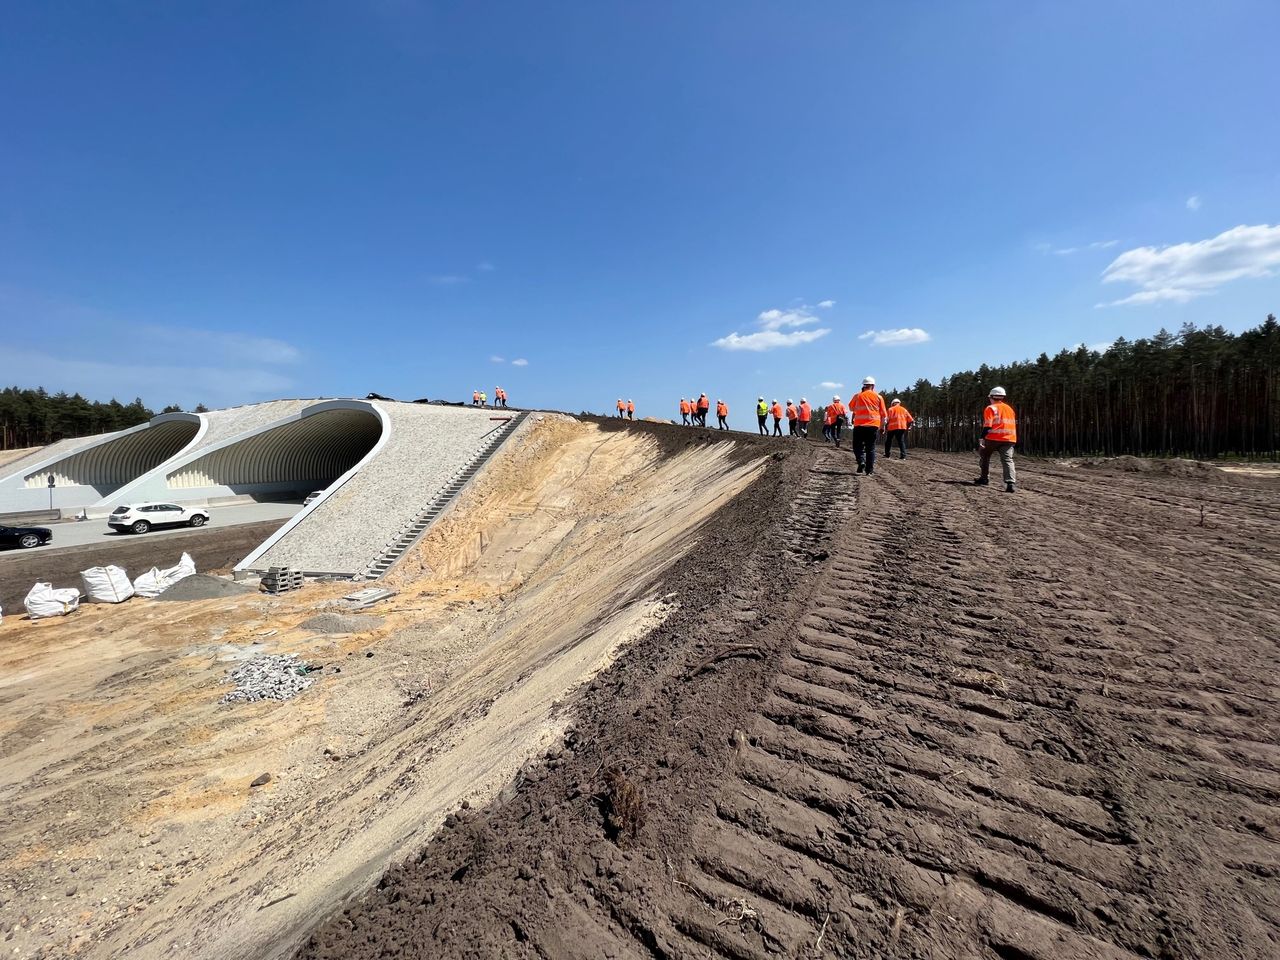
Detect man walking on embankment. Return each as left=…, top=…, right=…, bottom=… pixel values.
left=798, top=398, right=811, bottom=438
left=770, top=399, right=783, bottom=437
left=756, top=396, right=769, bottom=435
left=679, top=398, right=691, bottom=425
left=884, top=398, right=913, bottom=460
left=716, top=399, right=729, bottom=430
left=850, top=376, right=888, bottom=475
left=975, top=386, right=1017, bottom=493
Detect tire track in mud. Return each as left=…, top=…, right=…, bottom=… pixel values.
left=664, top=455, right=1279, bottom=960
left=296, top=442, right=1279, bottom=960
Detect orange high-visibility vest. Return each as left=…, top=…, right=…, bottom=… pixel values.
left=617, top=400, right=625, bottom=412
left=680, top=400, right=691, bottom=414
left=984, top=402, right=1017, bottom=443
left=886, top=405, right=913, bottom=431
left=716, top=401, right=728, bottom=417
left=825, top=402, right=845, bottom=425
left=798, top=402, right=811, bottom=422
left=850, top=389, right=887, bottom=428
left=473, top=391, right=479, bottom=403
left=786, top=403, right=797, bottom=420
left=627, top=401, right=635, bottom=414
left=698, top=396, right=710, bottom=412
left=770, top=402, right=782, bottom=419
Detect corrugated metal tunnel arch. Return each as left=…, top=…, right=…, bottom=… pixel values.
left=166, top=407, right=382, bottom=490
left=23, top=415, right=201, bottom=491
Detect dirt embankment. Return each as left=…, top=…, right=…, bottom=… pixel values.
left=0, top=415, right=769, bottom=960
left=297, top=449, right=1280, bottom=960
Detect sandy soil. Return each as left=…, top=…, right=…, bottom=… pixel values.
left=0, top=447, right=42, bottom=471
left=0, top=416, right=765, bottom=959
left=297, top=443, right=1280, bottom=960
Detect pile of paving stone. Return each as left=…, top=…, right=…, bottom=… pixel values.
left=221, top=654, right=318, bottom=704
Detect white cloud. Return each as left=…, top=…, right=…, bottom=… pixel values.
left=1098, top=223, right=1280, bottom=307
left=428, top=274, right=470, bottom=286
left=713, top=329, right=830, bottom=351
left=511, top=358, right=529, bottom=366
left=817, top=299, right=836, bottom=308
left=1090, top=239, right=1119, bottom=249
left=142, top=327, right=300, bottom=364
left=1186, top=195, right=1202, bottom=211
left=858, top=327, right=931, bottom=347
left=1053, top=247, right=1079, bottom=256
left=819, top=381, right=843, bottom=389
left=713, top=305, right=831, bottom=351
left=489, top=355, right=505, bottom=363
left=756, top=307, right=821, bottom=330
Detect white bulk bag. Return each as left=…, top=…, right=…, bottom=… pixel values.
left=24, top=582, right=81, bottom=619
left=164, top=552, right=197, bottom=584
left=133, top=552, right=198, bottom=598
left=81, top=565, right=135, bottom=603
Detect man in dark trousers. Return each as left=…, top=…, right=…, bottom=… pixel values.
left=756, top=396, right=768, bottom=435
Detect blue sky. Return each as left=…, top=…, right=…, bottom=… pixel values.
left=2, top=1, right=1278, bottom=427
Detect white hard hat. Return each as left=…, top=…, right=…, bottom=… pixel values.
left=863, top=376, right=876, bottom=386
left=758, top=395, right=764, bottom=400
left=832, top=395, right=840, bottom=401
left=800, top=397, right=806, bottom=402
left=891, top=398, right=901, bottom=405
left=989, top=386, right=1007, bottom=398
left=772, top=399, right=777, bottom=403
left=787, top=398, right=793, bottom=404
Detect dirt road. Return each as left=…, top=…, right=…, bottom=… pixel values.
left=298, top=447, right=1280, bottom=959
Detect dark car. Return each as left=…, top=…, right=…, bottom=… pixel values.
left=0, top=524, right=53, bottom=549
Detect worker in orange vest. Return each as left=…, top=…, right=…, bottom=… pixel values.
left=616, top=398, right=625, bottom=419
left=825, top=395, right=846, bottom=445
left=716, top=399, right=729, bottom=430
left=770, top=399, right=783, bottom=437
left=785, top=400, right=798, bottom=436
left=849, top=376, right=887, bottom=474
left=976, top=386, right=1017, bottom=493
left=697, top=393, right=710, bottom=427
left=627, top=399, right=635, bottom=420
left=679, top=398, right=691, bottom=425
left=798, top=397, right=811, bottom=438
left=495, top=386, right=508, bottom=409
left=472, top=390, right=480, bottom=406
left=884, top=398, right=914, bottom=460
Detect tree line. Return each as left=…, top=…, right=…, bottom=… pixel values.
left=883, top=316, right=1280, bottom=459
left=0, top=387, right=207, bottom=451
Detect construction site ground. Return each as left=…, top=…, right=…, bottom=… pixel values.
left=3, top=417, right=1278, bottom=960
left=0, top=519, right=289, bottom=616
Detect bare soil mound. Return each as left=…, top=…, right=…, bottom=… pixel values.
left=298, top=448, right=1280, bottom=960
left=1074, top=454, right=1223, bottom=477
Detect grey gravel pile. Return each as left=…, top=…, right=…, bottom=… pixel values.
left=297, top=612, right=383, bottom=634
left=156, top=574, right=254, bottom=602
left=221, top=654, right=317, bottom=704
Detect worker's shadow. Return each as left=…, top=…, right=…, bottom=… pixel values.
left=932, top=479, right=978, bottom=486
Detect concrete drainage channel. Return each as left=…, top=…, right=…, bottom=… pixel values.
left=358, top=411, right=529, bottom=581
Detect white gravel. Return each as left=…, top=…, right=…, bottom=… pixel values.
left=254, top=403, right=512, bottom=573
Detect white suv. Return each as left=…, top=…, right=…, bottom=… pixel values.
left=108, top=502, right=211, bottom=534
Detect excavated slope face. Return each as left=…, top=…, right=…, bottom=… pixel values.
left=0, top=416, right=768, bottom=960
left=297, top=447, right=1280, bottom=960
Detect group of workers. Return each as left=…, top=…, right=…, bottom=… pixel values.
left=471, top=388, right=509, bottom=408
left=615, top=398, right=636, bottom=419
left=662, top=378, right=1018, bottom=493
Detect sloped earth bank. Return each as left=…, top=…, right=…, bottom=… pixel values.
left=299, top=445, right=1280, bottom=960
left=0, top=416, right=767, bottom=959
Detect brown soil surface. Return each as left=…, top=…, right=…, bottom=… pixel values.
left=0, top=520, right=286, bottom=615
left=0, top=416, right=769, bottom=959
left=297, top=446, right=1280, bottom=960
